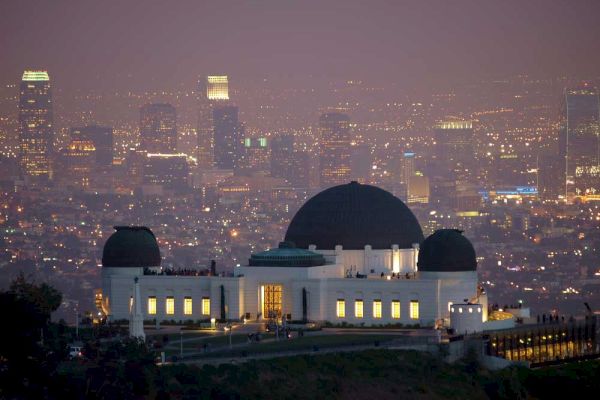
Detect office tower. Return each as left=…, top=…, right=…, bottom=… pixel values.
left=537, top=154, right=564, bottom=201
left=434, top=121, right=475, bottom=182
left=350, top=144, right=372, bottom=183
left=139, top=103, right=177, bottom=153
left=60, top=140, right=96, bottom=189
left=399, top=151, right=416, bottom=186
left=213, top=105, right=242, bottom=170
left=241, top=137, right=270, bottom=172
left=206, top=75, right=229, bottom=101
left=143, top=153, right=189, bottom=192
left=196, top=75, right=229, bottom=168
left=70, top=125, right=113, bottom=166
left=407, top=173, right=430, bottom=204
left=18, top=70, right=53, bottom=179
left=561, top=87, right=600, bottom=200
left=318, top=112, right=352, bottom=188
left=270, top=134, right=310, bottom=188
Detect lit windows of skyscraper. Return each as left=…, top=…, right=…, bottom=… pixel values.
left=206, top=76, right=229, bottom=101
left=561, top=87, right=600, bottom=200
left=18, top=70, right=53, bottom=179
left=70, top=125, right=113, bottom=167
left=213, top=105, right=243, bottom=170
left=270, top=134, right=310, bottom=188
left=143, top=153, right=190, bottom=193
left=319, top=112, right=352, bottom=188
left=241, top=137, right=270, bottom=172
left=139, top=104, right=177, bottom=154
left=434, top=121, right=474, bottom=183
left=196, top=75, right=229, bottom=169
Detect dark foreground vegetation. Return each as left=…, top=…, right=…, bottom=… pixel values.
left=1, top=277, right=599, bottom=399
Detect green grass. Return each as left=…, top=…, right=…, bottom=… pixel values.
left=185, top=333, right=402, bottom=359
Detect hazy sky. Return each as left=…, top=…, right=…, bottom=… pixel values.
left=1, top=0, right=600, bottom=90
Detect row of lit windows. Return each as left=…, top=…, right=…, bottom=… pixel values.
left=145, top=296, right=210, bottom=316
left=335, top=299, right=419, bottom=320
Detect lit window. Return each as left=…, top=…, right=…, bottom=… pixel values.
left=410, top=300, right=419, bottom=320
left=448, top=301, right=454, bottom=312
left=202, top=297, right=211, bottom=316
left=148, top=296, right=157, bottom=315
left=355, top=300, right=364, bottom=318
left=391, top=300, right=401, bottom=319
left=336, top=299, right=346, bottom=318
left=468, top=307, right=473, bottom=313
left=166, top=297, right=175, bottom=315
left=477, top=307, right=482, bottom=313
left=373, top=299, right=382, bottom=319
left=459, top=307, right=463, bottom=313
left=129, top=296, right=133, bottom=313
left=184, top=297, right=193, bottom=315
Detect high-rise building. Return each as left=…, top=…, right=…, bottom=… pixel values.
left=59, top=140, right=96, bottom=189
left=139, top=104, right=177, bottom=153
left=241, top=137, right=270, bottom=172
left=18, top=70, right=53, bottom=179
left=270, top=134, right=310, bottom=188
left=350, top=144, right=372, bottom=183
left=407, top=173, right=430, bottom=204
left=213, top=105, right=242, bottom=170
left=318, top=112, right=352, bottom=188
left=434, top=121, right=475, bottom=182
left=70, top=125, right=113, bottom=166
left=143, top=153, right=189, bottom=192
left=537, top=154, right=564, bottom=201
left=206, top=75, right=229, bottom=101
left=196, top=75, right=230, bottom=168
left=561, top=87, right=600, bottom=200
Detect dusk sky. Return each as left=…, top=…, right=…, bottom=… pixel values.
left=2, top=0, right=600, bottom=90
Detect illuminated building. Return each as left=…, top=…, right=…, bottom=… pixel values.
left=196, top=75, right=230, bottom=169
left=18, top=70, right=53, bottom=179
left=59, top=139, right=96, bottom=189
left=407, top=173, right=430, bottom=204
left=561, top=87, right=600, bottom=201
left=319, top=113, right=352, bottom=188
left=143, top=153, right=189, bottom=192
left=270, top=134, right=310, bottom=188
left=70, top=125, right=113, bottom=166
left=206, top=75, right=229, bottom=101
left=434, top=121, right=474, bottom=183
left=140, top=103, right=177, bottom=153
left=101, top=183, right=489, bottom=328
left=240, top=137, right=270, bottom=172
left=213, top=105, right=243, bottom=170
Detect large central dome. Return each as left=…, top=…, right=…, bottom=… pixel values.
left=285, top=182, right=424, bottom=250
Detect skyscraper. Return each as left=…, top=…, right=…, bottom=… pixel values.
left=434, top=121, right=475, bottom=183
left=241, top=137, right=270, bottom=172
left=213, top=105, right=242, bottom=170
left=139, top=104, right=177, bottom=153
left=70, top=125, right=113, bottom=166
left=270, top=134, right=310, bottom=188
left=318, top=112, right=352, bottom=188
left=561, top=87, right=600, bottom=200
left=196, top=75, right=230, bottom=168
left=18, top=70, right=53, bottom=179
left=206, top=75, right=229, bottom=101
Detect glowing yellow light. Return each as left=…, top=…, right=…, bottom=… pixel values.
left=354, top=300, right=363, bottom=318
left=166, top=297, right=175, bottom=315
left=410, top=300, right=419, bottom=319
left=184, top=297, right=193, bottom=315
left=147, top=297, right=157, bottom=315
left=336, top=299, right=346, bottom=318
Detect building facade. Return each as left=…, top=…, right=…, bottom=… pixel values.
left=100, top=182, right=484, bottom=327
left=18, top=70, right=53, bottom=179
left=139, top=103, right=177, bottom=154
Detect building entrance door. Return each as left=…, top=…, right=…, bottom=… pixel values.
left=261, top=284, right=283, bottom=320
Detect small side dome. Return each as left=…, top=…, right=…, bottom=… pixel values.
left=417, top=229, right=477, bottom=272
left=102, top=226, right=161, bottom=267
left=249, top=241, right=326, bottom=267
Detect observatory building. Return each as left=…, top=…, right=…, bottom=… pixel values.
left=100, top=182, right=487, bottom=327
